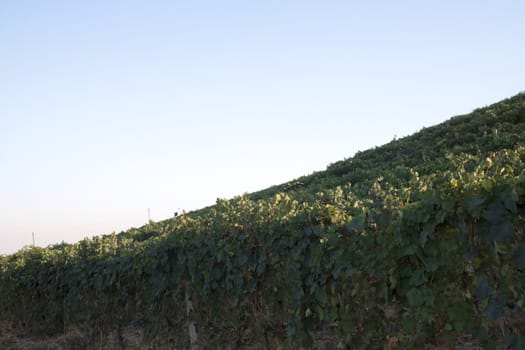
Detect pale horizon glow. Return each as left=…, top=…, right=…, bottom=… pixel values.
left=1, top=1, right=524, bottom=254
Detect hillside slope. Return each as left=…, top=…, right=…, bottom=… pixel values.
left=248, top=92, right=525, bottom=200
left=181, top=92, right=525, bottom=221
left=1, top=93, right=524, bottom=349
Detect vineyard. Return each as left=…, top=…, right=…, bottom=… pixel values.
left=1, top=93, right=525, bottom=349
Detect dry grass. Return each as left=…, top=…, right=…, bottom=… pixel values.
left=0, top=320, right=491, bottom=350
left=0, top=322, right=173, bottom=350
left=0, top=322, right=87, bottom=350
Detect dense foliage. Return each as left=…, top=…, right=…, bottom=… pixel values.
left=1, top=93, right=524, bottom=349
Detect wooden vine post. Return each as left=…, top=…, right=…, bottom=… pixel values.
left=185, top=287, right=198, bottom=350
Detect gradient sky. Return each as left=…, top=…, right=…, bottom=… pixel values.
left=1, top=1, right=524, bottom=255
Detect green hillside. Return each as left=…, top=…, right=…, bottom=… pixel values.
left=251, top=93, right=524, bottom=199
left=1, top=93, right=524, bottom=349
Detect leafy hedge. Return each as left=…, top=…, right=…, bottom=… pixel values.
left=2, top=93, right=524, bottom=348
left=1, top=146, right=524, bottom=349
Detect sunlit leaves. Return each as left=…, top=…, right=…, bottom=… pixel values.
left=1, top=95, right=525, bottom=348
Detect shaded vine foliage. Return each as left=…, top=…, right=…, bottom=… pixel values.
left=1, top=93, right=524, bottom=349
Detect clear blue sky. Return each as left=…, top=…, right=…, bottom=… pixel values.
left=1, top=1, right=524, bottom=255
